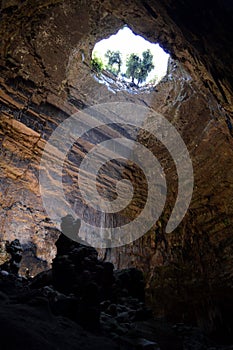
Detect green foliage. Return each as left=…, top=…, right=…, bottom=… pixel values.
left=125, top=53, right=141, bottom=83
left=139, top=49, right=155, bottom=84
left=91, top=54, right=104, bottom=73
left=105, top=50, right=122, bottom=76
left=92, top=48, right=155, bottom=86
left=125, top=49, right=154, bottom=85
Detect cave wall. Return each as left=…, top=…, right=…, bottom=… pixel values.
left=1, top=0, right=233, bottom=333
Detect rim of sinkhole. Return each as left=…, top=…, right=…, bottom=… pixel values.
left=91, top=26, right=170, bottom=93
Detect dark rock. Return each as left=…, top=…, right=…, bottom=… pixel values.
left=133, top=307, right=153, bottom=321
left=60, top=215, right=81, bottom=243
left=119, top=336, right=160, bottom=349
left=100, top=299, right=111, bottom=311
left=51, top=294, right=79, bottom=321
left=114, top=268, right=145, bottom=302
left=116, top=311, right=132, bottom=323
left=55, top=230, right=80, bottom=256
left=0, top=239, right=22, bottom=275
left=29, top=269, right=52, bottom=289
left=0, top=236, right=231, bottom=349
left=106, top=303, right=117, bottom=317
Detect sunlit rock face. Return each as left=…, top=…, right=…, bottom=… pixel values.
left=1, top=0, right=233, bottom=336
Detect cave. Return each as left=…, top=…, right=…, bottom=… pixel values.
left=1, top=0, right=233, bottom=349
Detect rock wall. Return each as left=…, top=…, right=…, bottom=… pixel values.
left=1, top=0, right=233, bottom=335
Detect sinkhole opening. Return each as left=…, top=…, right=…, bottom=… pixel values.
left=91, top=26, right=170, bottom=91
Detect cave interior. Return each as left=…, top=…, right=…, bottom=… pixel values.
left=0, top=0, right=233, bottom=349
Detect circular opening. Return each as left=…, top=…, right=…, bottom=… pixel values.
left=91, top=26, right=170, bottom=91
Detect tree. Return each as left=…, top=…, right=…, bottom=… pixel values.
left=91, top=54, right=104, bottom=73
left=105, top=50, right=122, bottom=76
left=125, top=49, right=154, bottom=85
left=137, top=49, right=155, bottom=85
left=125, top=53, right=141, bottom=84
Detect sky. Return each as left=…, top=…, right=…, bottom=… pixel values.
left=93, top=26, right=170, bottom=83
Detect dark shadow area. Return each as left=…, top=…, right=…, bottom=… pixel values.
left=0, top=218, right=232, bottom=349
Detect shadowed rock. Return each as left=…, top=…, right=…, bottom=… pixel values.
left=0, top=239, right=22, bottom=275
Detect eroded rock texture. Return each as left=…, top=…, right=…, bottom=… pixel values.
left=1, top=0, right=233, bottom=339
